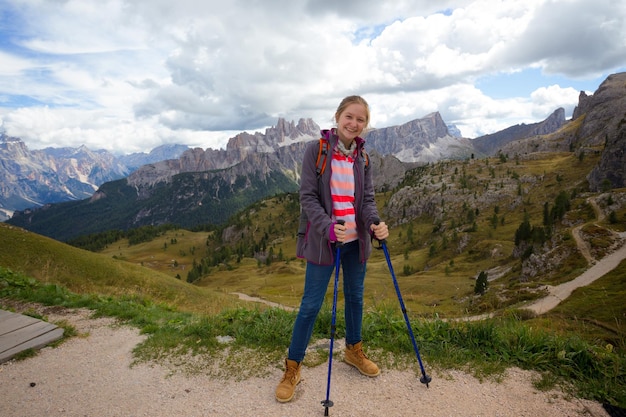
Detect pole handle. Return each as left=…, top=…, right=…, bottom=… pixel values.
left=372, top=217, right=386, bottom=245
left=335, top=219, right=345, bottom=247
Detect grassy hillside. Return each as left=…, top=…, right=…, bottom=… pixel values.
left=0, top=223, right=244, bottom=315
left=96, top=151, right=626, bottom=319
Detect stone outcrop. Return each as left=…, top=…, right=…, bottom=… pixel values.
left=574, top=73, right=626, bottom=190
left=572, top=73, right=626, bottom=147
left=587, top=124, right=626, bottom=191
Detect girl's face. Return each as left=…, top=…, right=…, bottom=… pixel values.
left=336, top=103, right=368, bottom=146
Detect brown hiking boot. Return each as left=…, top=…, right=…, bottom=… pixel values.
left=344, top=341, right=380, bottom=377
left=275, top=359, right=301, bottom=403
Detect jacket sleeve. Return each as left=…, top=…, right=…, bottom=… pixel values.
left=300, top=141, right=333, bottom=241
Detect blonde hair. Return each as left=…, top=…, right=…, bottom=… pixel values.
left=334, top=95, right=370, bottom=128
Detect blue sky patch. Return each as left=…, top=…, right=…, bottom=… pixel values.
left=0, top=94, right=46, bottom=107
left=476, top=68, right=608, bottom=98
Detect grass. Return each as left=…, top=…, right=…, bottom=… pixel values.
left=101, top=229, right=212, bottom=278
left=0, top=224, right=244, bottom=315
left=1, top=258, right=625, bottom=406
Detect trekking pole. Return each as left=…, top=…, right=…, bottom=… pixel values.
left=322, top=220, right=344, bottom=416
left=374, top=220, right=432, bottom=387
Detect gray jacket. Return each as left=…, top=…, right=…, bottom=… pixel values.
left=296, top=129, right=379, bottom=265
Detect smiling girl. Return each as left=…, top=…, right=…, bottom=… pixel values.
left=275, top=95, right=389, bottom=403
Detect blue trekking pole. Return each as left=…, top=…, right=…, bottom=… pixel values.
left=374, top=219, right=431, bottom=387
left=322, top=220, right=344, bottom=416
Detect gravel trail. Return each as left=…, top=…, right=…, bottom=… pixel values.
left=0, top=308, right=610, bottom=417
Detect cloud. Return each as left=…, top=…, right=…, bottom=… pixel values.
left=0, top=0, right=624, bottom=153
left=500, top=0, right=626, bottom=76
left=530, top=84, right=579, bottom=119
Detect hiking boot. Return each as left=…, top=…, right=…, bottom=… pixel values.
left=275, top=358, right=301, bottom=403
left=344, top=341, right=380, bottom=377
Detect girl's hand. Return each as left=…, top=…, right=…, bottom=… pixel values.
left=334, top=222, right=347, bottom=242
left=371, top=221, right=389, bottom=241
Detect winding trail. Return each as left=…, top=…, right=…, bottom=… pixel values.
left=231, top=292, right=296, bottom=311
left=233, top=197, right=626, bottom=319
left=524, top=196, right=625, bottom=314
left=233, top=232, right=626, bottom=318
left=524, top=231, right=626, bottom=314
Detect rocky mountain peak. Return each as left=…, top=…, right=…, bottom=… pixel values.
left=572, top=72, right=626, bottom=147
left=364, top=111, right=472, bottom=163
left=0, top=134, right=131, bottom=221
left=226, top=118, right=320, bottom=153
left=582, top=72, right=626, bottom=190
left=270, top=117, right=320, bottom=141
left=128, top=118, right=320, bottom=189
left=422, top=112, right=451, bottom=138
left=572, top=91, right=592, bottom=120
left=538, top=108, right=566, bottom=134
left=1, top=133, right=29, bottom=156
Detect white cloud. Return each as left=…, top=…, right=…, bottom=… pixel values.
left=0, top=51, right=33, bottom=76
left=0, top=0, right=624, bottom=153
left=529, top=84, right=579, bottom=119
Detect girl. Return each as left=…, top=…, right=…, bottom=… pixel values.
left=276, top=95, right=389, bottom=403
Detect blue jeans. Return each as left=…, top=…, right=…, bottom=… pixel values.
left=288, top=240, right=366, bottom=362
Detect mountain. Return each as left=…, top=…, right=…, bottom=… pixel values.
left=578, top=73, right=626, bottom=191
left=4, top=114, right=416, bottom=240
left=482, top=73, right=626, bottom=192
left=5, top=119, right=325, bottom=241
left=0, top=138, right=189, bottom=221
left=5, top=72, right=626, bottom=241
left=0, top=136, right=129, bottom=221
left=0, top=109, right=561, bottom=224
left=446, top=123, right=463, bottom=138
left=9, top=152, right=298, bottom=241
left=366, top=112, right=475, bottom=163
left=118, top=144, right=191, bottom=172
left=0, top=109, right=580, bottom=240
left=470, top=108, right=566, bottom=155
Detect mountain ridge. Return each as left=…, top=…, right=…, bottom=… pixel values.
left=4, top=72, right=626, bottom=239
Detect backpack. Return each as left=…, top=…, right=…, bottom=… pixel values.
left=314, top=138, right=369, bottom=177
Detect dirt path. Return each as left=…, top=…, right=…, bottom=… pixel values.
left=231, top=292, right=296, bottom=311
left=525, top=231, right=626, bottom=314
left=572, top=222, right=595, bottom=264
left=525, top=196, right=625, bottom=314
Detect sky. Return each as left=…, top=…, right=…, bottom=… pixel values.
left=0, top=0, right=625, bottom=155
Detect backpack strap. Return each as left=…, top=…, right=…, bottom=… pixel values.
left=315, top=138, right=329, bottom=177
left=361, top=148, right=370, bottom=170
left=315, top=137, right=369, bottom=178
